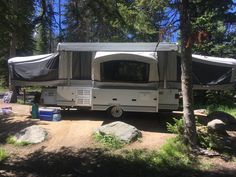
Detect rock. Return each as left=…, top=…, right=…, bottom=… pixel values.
left=96, top=121, right=141, bottom=143
left=0, top=108, right=14, bottom=117
left=194, top=109, right=207, bottom=115
left=207, top=111, right=236, bottom=125
left=15, top=125, right=47, bottom=144
left=193, top=147, right=220, bottom=157
left=207, top=119, right=227, bottom=135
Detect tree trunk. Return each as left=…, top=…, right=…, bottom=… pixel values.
left=9, top=32, right=18, bottom=103
left=9, top=33, right=16, bottom=57
left=9, top=1, right=18, bottom=103
left=58, top=0, right=62, bottom=41
left=180, top=0, right=198, bottom=148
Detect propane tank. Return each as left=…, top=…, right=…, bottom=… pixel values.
left=31, top=103, right=38, bottom=119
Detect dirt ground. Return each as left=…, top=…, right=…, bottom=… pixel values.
left=0, top=102, right=175, bottom=154
left=1, top=102, right=236, bottom=177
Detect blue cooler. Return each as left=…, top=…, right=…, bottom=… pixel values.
left=38, top=108, right=61, bottom=121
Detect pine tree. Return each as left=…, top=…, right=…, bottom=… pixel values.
left=179, top=0, right=198, bottom=148
left=190, top=0, right=236, bottom=58
left=0, top=0, right=36, bottom=102
left=35, top=0, right=56, bottom=54
left=168, top=0, right=236, bottom=148
left=0, top=0, right=35, bottom=58
left=63, top=0, right=167, bottom=42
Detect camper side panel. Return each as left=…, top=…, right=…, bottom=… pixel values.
left=92, top=88, right=158, bottom=112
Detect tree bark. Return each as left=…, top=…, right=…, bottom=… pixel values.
left=9, top=0, right=18, bottom=103
left=58, top=0, right=62, bottom=41
left=180, top=0, right=198, bottom=148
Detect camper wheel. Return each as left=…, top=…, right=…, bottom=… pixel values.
left=108, top=106, right=124, bottom=119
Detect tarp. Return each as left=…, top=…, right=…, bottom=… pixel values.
left=8, top=53, right=59, bottom=81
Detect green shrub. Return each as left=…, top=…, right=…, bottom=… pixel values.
left=167, top=118, right=184, bottom=139
left=0, top=148, right=8, bottom=162
left=206, top=90, right=234, bottom=106
left=6, top=136, right=17, bottom=144
left=93, top=133, right=126, bottom=149
left=123, top=138, right=195, bottom=171
left=194, top=90, right=234, bottom=107
left=123, top=149, right=150, bottom=163
left=167, top=117, right=222, bottom=150
left=197, top=125, right=225, bottom=150
left=198, top=132, right=217, bottom=150
left=207, top=105, right=236, bottom=118
left=6, top=136, right=31, bottom=146
left=153, top=138, right=193, bottom=169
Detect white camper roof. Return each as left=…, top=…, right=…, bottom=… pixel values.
left=8, top=53, right=58, bottom=64
left=192, top=54, right=236, bottom=67
left=57, top=42, right=178, bottom=52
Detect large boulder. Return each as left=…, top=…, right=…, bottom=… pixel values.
left=207, top=111, right=236, bottom=125
left=15, top=125, right=47, bottom=144
left=207, top=119, right=227, bottom=135
left=96, top=121, right=141, bottom=143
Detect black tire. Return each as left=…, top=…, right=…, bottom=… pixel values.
left=107, top=106, right=124, bottom=119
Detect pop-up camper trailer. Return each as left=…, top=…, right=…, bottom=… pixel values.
left=8, top=42, right=236, bottom=118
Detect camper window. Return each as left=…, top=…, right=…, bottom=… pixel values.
left=72, top=52, right=92, bottom=80
left=100, top=60, right=149, bottom=82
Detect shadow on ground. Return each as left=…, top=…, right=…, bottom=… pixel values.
left=0, top=115, right=39, bottom=143
left=1, top=147, right=236, bottom=177
left=197, top=114, right=236, bottom=155
left=62, top=110, right=181, bottom=133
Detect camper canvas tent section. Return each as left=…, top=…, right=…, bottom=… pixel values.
left=8, top=43, right=236, bottom=90
left=191, top=55, right=236, bottom=90
left=156, top=54, right=236, bottom=90
left=8, top=53, right=61, bottom=86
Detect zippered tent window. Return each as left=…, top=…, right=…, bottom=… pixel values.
left=100, top=60, right=150, bottom=82
left=72, top=51, right=92, bottom=80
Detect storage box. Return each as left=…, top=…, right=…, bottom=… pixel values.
left=38, top=108, right=61, bottom=121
